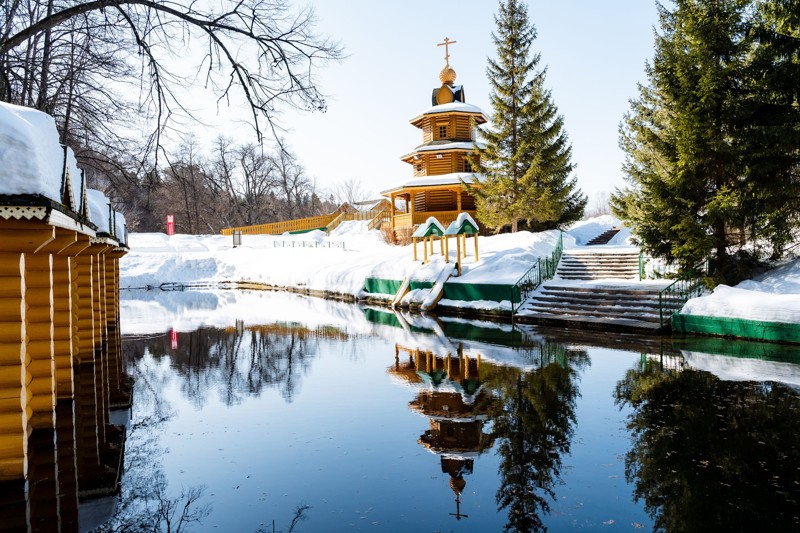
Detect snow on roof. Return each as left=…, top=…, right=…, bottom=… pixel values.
left=0, top=102, right=64, bottom=201
left=412, top=141, right=483, bottom=153
left=413, top=101, right=486, bottom=118
left=383, top=172, right=482, bottom=193
left=65, top=147, right=83, bottom=213
left=87, top=189, right=111, bottom=233
left=114, top=210, right=127, bottom=245
left=412, top=217, right=446, bottom=238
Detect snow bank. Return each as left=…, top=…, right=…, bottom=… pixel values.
left=121, top=226, right=567, bottom=303
left=681, top=258, right=800, bottom=323
left=114, top=211, right=127, bottom=245
left=65, top=147, right=83, bottom=213
left=683, top=351, right=800, bottom=387
left=87, top=189, right=111, bottom=233
left=0, top=102, right=64, bottom=201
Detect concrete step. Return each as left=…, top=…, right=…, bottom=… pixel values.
left=523, top=304, right=662, bottom=323
left=557, top=274, right=639, bottom=280
left=586, top=228, right=622, bottom=246
left=557, top=251, right=641, bottom=281
left=539, top=289, right=664, bottom=301
left=561, top=254, right=639, bottom=260
left=531, top=294, right=663, bottom=310
left=513, top=312, right=663, bottom=333
left=559, top=261, right=639, bottom=267
left=541, top=285, right=675, bottom=297
left=557, top=269, right=639, bottom=276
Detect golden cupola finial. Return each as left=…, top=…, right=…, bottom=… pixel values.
left=437, top=37, right=458, bottom=86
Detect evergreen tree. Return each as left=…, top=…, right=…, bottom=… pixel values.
left=612, top=0, right=800, bottom=283
left=474, top=0, right=586, bottom=233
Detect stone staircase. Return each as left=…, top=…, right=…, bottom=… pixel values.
left=557, top=249, right=640, bottom=280
left=586, top=227, right=621, bottom=245
left=515, top=247, right=676, bottom=333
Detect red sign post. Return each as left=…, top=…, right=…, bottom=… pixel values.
left=166, top=214, right=175, bottom=236
left=170, top=328, right=178, bottom=350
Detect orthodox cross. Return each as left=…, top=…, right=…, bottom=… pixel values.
left=437, top=37, right=457, bottom=67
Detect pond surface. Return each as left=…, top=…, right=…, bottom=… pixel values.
left=102, top=290, right=800, bottom=532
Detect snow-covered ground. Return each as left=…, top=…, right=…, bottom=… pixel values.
left=681, top=258, right=800, bottom=324
left=118, top=213, right=800, bottom=326
left=121, top=218, right=616, bottom=301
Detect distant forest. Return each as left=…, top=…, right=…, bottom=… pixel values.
left=89, top=135, right=341, bottom=234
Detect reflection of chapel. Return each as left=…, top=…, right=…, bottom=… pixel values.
left=381, top=38, right=487, bottom=237
left=389, top=343, right=495, bottom=520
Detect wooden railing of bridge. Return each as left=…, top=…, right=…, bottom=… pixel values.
left=221, top=203, right=392, bottom=236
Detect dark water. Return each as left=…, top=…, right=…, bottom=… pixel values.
left=103, top=291, right=800, bottom=532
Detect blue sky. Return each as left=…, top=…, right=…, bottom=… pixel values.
left=217, top=1, right=660, bottom=205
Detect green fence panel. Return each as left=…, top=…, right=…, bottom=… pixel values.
left=442, top=282, right=515, bottom=303
left=672, top=313, right=800, bottom=344
left=363, top=278, right=403, bottom=295
left=672, top=334, right=800, bottom=362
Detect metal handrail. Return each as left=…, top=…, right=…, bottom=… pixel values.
left=657, top=259, right=709, bottom=329
left=511, top=231, right=563, bottom=318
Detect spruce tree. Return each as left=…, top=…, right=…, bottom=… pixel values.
left=474, top=0, right=586, bottom=233
left=612, top=0, right=800, bottom=282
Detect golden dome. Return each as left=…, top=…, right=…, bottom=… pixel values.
left=450, top=476, right=466, bottom=495
left=439, top=65, right=457, bottom=85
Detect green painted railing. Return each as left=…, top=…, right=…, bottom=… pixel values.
left=511, top=231, right=563, bottom=318
left=658, top=259, right=709, bottom=329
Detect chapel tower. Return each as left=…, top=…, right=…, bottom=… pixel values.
left=382, top=38, right=487, bottom=236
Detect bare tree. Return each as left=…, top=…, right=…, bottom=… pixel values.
left=161, top=135, right=212, bottom=233
left=332, top=177, right=372, bottom=208
left=1, top=1, right=342, bottom=147
left=586, top=190, right=611, bottom=218
left=237, top=142, right=279, bottom=226
left=272, top=143, right=311, bottom=220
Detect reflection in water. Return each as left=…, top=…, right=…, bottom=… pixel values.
left=483, top=343, right=588, bottom=532
left=124, top=323, right=349, bottom=406
left=615, top=355, right=800, bottom=531
left=96, top=356, right=210, bottom=532
left=391, top=345, right=496, bottom=520
left=385, top=315, right=589, bottom=530
left=107, top=290, right=800, bottom=531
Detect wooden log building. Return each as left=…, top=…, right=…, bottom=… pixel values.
left=382, top=38, right=487, bottom=238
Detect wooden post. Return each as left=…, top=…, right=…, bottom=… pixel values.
left=413, top=237, right=418, bottom=261
left=423, top=237, right=428, bottom=263
left=390, top=193, right=396, bottom=231
left=0, top=252, right=27, bottom=481
left=24, top=253, right=55, bottom=429
left=444, top=236, right=449, bottom=263
left=474, top=234, right=479, bottom=262
left=439, top=235, right=444, bottom=256
left=456, top=236, right=462, bottom=276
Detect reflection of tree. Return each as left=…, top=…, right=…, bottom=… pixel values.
left=615, top=359, right=800, bottom=531
left=483, top=345, right=588, bottom=532
left=98, top=359, right=210, bottom=532
left=122, top=323, right=338, bottom=406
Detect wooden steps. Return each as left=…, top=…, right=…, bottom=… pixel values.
left=586, top=227, right=621, bottom=245
left=557, top=250, right=640, bottom=280
left=516, top=246, right=678, bottom=334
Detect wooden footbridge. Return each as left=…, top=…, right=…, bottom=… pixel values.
left=220, top=200, right=392, bottom=236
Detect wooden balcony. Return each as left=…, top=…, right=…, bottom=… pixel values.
left=392, top=210, right=477, bottom=231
